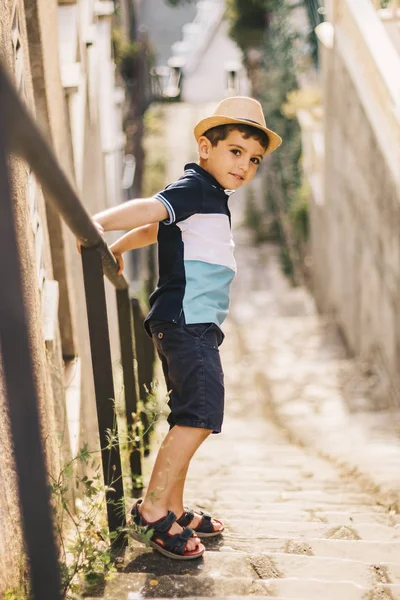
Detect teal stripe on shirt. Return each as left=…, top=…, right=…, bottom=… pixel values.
left=182, top=260, right=235, bottom=326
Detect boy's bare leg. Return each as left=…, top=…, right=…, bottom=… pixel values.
left=168, top=463, right=224, bottom=532
left=140, top=425, right=211, bottom=550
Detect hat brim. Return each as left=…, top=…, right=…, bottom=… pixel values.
left=194, top=116, right=282, bottom=155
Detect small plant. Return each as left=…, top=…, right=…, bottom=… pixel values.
left=245, top=187, right=277, bottom=244
left=4, top=589, right=29, bottom=600
left=49, top=380, right=171, bottom=598
left=112, top=28, right=155, bottom=85
left=226, top=0, right=281, bottom=51
left=50, top=444, right=119, bottom=598
left=165, top=0, right=195, bottom=5
left=126, top=521, right=154, bottom=546
left=289, top=179, right=310, bottom=244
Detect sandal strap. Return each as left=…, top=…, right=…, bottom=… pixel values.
left=131, top=500, right=177, bottom=533
left=177, top=509, right=195, bottom=528
left=163, top=526, right=195, bottom=555
left=153, top=511, right=177, bottom=533
left=198, top=511, right=214, bottom=533
left=180, top=506, right=218, bottom=535
left=130, top=500, right=199, bottom=557
left=131, top=499, right=143, bottom=524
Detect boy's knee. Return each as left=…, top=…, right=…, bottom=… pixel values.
left=199, top=427, right=213, bottom=438
left=175, top=424, right=212, bottom=439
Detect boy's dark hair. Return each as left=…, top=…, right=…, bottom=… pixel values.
left=203, top=123, right=269, bottom=151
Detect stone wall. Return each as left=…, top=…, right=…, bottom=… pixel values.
left=0, top=1, right=56, bottom=595
left=0, top=0, right=128, bottom=594
left=310, top=9, right=400, bottom=407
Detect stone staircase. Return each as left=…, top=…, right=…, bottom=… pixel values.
left=87, top=19, right=400, bottom=590
left=91, top=410, right=400, bottom=599
left=91, top=232, right=400, bottom=598
left=90, top=120, right=400, bottom=600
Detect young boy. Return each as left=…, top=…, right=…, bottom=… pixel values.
left=91, top=97, right=282, bottom=560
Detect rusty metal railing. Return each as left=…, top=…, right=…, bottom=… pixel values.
left=0, top=59, right=152, bottom=598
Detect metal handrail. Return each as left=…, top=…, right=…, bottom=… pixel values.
left=0, top=58, right=149, bottom=597
left=0, top=78, right=62, bottom=600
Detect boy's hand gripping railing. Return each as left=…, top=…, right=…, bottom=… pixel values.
left=0, top=59, right=143, bottom=590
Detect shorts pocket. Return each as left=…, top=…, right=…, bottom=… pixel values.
left=184, top=323, right=218, bottom=348
left=149, top=320, right=177, bottom=339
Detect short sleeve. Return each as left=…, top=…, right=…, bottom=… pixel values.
left=154, top=175, right=202, bottom=225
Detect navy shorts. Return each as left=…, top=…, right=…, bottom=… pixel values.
left=148, top=317, right=225, bottom=434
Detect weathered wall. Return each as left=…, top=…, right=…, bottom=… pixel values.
left=0, top=1, right=61, bottom=595
left=0, top=0, right=127, bottom=594
left=310, top=35, right=400, bottom=407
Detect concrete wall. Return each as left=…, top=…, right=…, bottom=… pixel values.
left=0, top=1, right=59, bottom=594
left=307, top=0, right=400, bottom=407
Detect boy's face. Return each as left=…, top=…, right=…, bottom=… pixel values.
left=198, top=130, right=265, bottom=190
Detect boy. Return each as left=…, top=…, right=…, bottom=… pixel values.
left=90, top=97, right=282, bottom=560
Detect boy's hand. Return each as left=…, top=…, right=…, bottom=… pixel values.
left=112, top=251, right=124, bottom=275
left=76, top=220, right=105, bottom=254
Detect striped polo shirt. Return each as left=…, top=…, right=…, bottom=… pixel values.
left=145, top=162, right=236, bottom=332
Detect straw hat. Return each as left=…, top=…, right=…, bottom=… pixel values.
left=194, top=97, right=282, bottom=155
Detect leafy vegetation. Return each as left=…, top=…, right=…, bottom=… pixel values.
left=47, top=379, right=168, bottom=598
left=228, top=0, right=313, bottom=282
left=165, top=0, right=195, bottom=5
left=225, top=0, right=273, bottom=51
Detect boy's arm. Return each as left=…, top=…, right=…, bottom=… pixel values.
left=109, top=223, right=158, bottom=275
left=93, top=197, right=168, bottom=231
left=110, top=223, right=158, bottom=254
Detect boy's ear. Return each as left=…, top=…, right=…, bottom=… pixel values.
left=198, top=135, right=212, bottom=159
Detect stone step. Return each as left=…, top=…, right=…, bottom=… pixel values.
left=206, top=489, right=377, bottom=506
left=184, top=480, right=364, bottom=493
left=89, top=571, right=400, bottom=600
left=124, top=547, right=255, bottom=578
left=213, top=508, right=398, bottom=525
left=124, top=547, right=400, bottom=585
left=299, top=538, right=400, bottom=563
left=248, top=552, right=400, bottom=585
left=257, top=578, right=400, bottom=600
left=199, top=499, right=381, bottom=513
left=184, top=466, right=354, bottom=481
left=209, top=533, right=400, bottom=560
left=222, top=519, right=400, bottom=542
left=101, top=573, right=272, bottom=599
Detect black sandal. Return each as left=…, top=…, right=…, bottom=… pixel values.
left=177, top=507, right=224, bottom=538
left=130, top=500, right=205, bottom=560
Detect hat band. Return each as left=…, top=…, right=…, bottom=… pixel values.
left=237, top=117, right=263, bottom=127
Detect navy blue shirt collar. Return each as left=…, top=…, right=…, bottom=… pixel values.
left=184, top=163, right=235, bottom=196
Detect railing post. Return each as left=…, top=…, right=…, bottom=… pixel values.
left=81, top=246, right=126, bottom=551
left=131, top=298, right=155, bottom=456
left=0, top=108, right=62, bottom=598
left=116, top=288, right=143, bottom=494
